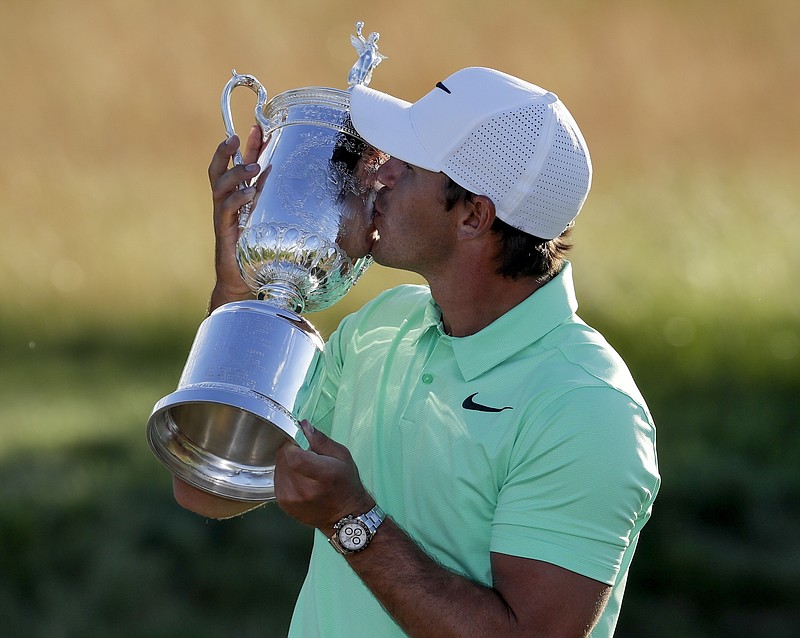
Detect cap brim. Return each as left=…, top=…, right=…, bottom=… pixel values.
left=350, top=85, right=440, bottom=172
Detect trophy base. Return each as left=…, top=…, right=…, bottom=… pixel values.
left=147, top=386, right=301, bottom=501
left=146, top=301, right=323, bottom=502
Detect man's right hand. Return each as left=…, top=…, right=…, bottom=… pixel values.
left=206, top=125, right=267, bottom=313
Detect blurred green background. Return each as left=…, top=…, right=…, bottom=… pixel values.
left=1, top=1, right=798, bottom=636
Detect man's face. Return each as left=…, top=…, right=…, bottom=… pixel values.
left=336, top=146, right=386, bottom=260
left=369, top=157, right=458, bottom=275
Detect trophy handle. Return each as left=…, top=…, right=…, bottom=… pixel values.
left=221, top=70, right=270, bottom=226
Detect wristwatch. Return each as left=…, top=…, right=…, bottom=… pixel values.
left=329, top=504, right=386, bottom=555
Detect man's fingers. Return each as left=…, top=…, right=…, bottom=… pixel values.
left=212, top=163, right=261, bottom=207
left=254, top=164, right=271, bottom=195
left=242, top=125, right=263, bottom=165
left=281, top=444, right=333, bottom=480
left=208, top=135, right=239, bottom=185
left=216, top=186, right=256, bottom=227
left=301, top=420, right=349, bottom=460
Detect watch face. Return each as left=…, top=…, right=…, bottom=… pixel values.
left=338, top=520, right=368, bottom=551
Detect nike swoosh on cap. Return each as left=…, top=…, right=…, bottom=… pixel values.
left=435, top=81, right=452, bottom=94
left=462, top=393, right=513, bottom=413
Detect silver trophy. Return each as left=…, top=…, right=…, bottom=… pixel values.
left=146, top=22, right=387, bottom=501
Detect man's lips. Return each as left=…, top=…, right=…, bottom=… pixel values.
left=368, top=202, right=382, bottom=247
left=371, top=189, right=387, bottom=220
left=370, top=204, right=382, bottom=225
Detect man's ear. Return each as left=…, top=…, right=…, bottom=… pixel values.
left=458, top=195, right=496, bottom=238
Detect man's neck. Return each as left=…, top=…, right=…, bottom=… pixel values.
left=427, top=266, right=548, bottom=338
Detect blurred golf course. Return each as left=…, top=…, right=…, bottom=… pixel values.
left=1, top=1, right=798, bottom=636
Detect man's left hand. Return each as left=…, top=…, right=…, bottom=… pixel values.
left=274, top=421, right=375, bottom=532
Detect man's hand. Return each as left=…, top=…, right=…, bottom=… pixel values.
left=206, top=125, right=268, bottom=313
left=274, top=421, right=374, bottom=533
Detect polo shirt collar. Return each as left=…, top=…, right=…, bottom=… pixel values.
left=421, top=262, right=579, bottom=382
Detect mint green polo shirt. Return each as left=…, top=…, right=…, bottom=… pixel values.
left=290, top=262, right=660, bottom=638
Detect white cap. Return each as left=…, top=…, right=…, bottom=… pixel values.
left=350, top=67, right=592, bottom=239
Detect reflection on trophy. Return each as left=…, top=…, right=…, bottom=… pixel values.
left=146, top=22, right=387, bottom=501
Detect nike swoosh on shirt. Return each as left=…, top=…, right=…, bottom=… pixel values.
left=462, top=393, right=513, bottom=413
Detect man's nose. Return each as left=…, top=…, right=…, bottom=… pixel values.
left=376, top=157, right=403, bottom=188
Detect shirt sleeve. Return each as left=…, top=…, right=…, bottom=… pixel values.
left=491, top=385, right=660, bottom=585
left=294, top=310, right=357, bottom=436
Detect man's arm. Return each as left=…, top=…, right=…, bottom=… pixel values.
left=275, top=421, right=611, bottom=638
left=348, top=519, right=610, bottom=638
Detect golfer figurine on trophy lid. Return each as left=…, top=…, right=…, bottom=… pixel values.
left=146, top=22, right=388, bottom=502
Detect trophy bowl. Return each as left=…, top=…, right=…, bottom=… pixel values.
left=235, top=84, right=381, bottom=313
left=146, top=22, right=387, bottom=502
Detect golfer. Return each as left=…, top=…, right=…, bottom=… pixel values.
left=176, top=67, right=660, bottom=638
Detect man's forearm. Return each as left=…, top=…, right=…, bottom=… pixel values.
left=340, top=518, right=518, bottom=638
left=278, top=423, right=608, bottom=637
left=206, top=282, right=252, bottom=315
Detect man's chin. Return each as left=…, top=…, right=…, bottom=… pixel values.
left=363, top=231, right=377, bottom=253
left=368, top=234, right=387, bottom=263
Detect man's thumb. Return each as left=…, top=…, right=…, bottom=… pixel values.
left=299, top=419, right=338, bottom=455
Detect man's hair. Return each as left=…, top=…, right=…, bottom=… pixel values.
left=443, top=177, right=572, bottom=281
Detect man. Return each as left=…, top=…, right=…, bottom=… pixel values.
left=175, top=67, right=660, bottom=637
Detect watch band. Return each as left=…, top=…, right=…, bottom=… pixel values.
left=358, top=504, right=386, bottom=535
